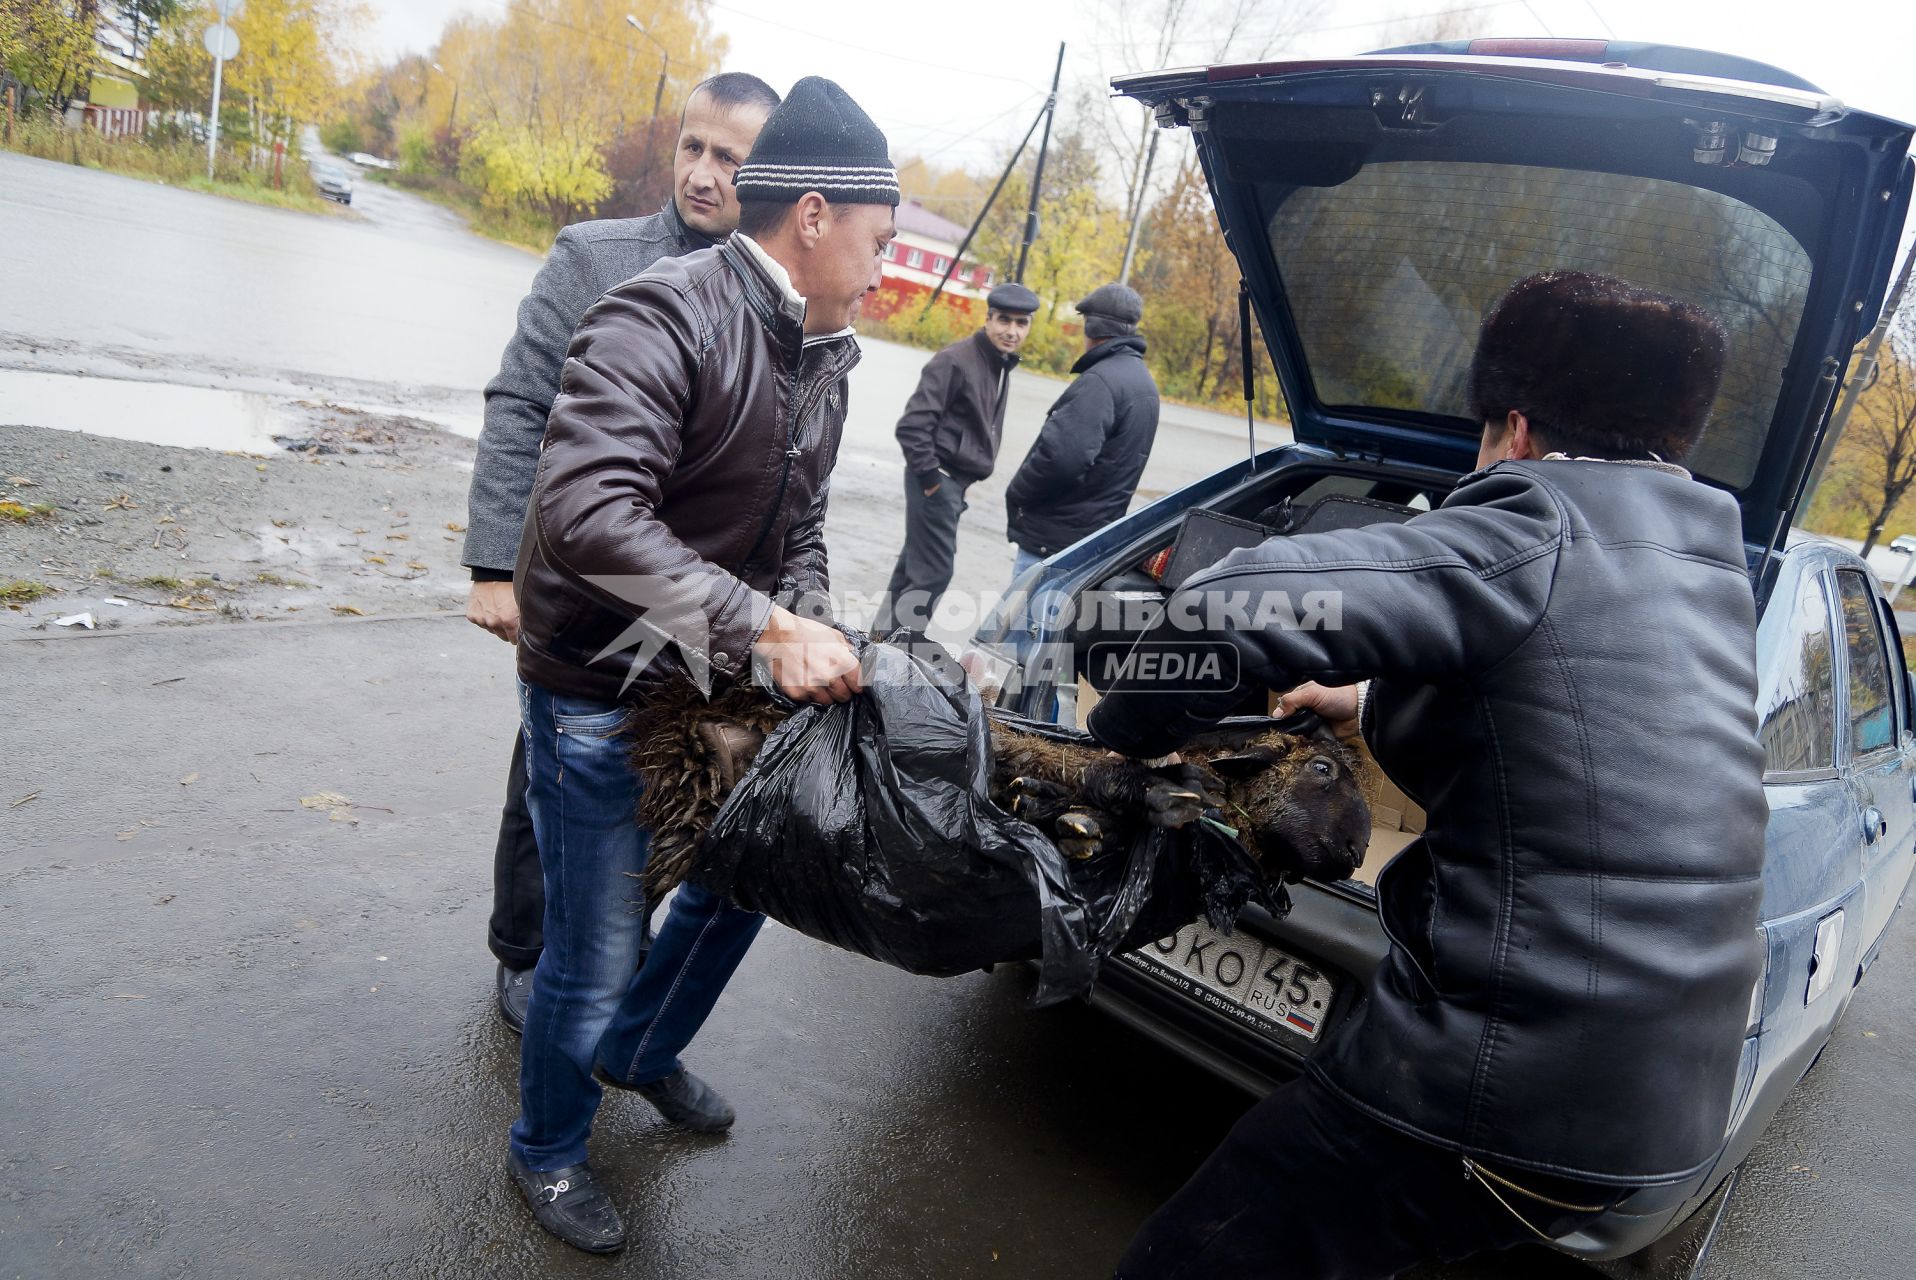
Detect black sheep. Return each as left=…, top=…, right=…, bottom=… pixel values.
left=627, top=682, right=1371, bottom=903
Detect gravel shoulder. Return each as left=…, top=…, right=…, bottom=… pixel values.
left=0, top=409, right=478, bottom=635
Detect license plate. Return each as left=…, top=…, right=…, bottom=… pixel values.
left=1119, top=921, right=1337, bottom=1044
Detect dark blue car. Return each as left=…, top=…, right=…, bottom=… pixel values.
left=965, top=38, right=1916, bottom=1265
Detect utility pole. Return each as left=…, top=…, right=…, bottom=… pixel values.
left=626, top=15, right=669, bottom=118
left=431, top=63, right=459, bottom=137
left=1014, top=42, right=1065, bottom=285
left=1807, top=242, right=1916, bottom=502
left=1117, top=127, right=1158, bottom=286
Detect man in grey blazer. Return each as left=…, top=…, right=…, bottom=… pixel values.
left=461, top=72, right=780, bottom=1035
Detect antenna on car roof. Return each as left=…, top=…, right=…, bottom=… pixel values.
left=1239, top=278, right=1259, bottom=473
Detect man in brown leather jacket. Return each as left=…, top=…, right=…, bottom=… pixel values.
left=504, top=77, right=899, bottom=1254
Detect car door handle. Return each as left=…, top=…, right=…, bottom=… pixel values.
left=1864, top=806, right=1887, bottom=844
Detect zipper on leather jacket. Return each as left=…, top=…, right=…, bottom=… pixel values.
left=738, top=358, right=840, bottom=574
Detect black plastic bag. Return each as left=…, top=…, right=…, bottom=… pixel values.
left=695, top=638, right=1286, bottom=1004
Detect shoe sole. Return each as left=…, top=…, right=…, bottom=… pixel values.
left=497, top=999, right=526, bottom=1036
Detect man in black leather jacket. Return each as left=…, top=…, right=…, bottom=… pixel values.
left=1092, top=273, right=1768, bottom=1279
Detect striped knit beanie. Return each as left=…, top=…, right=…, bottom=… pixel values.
left=733, top=76, right=900, bottom=207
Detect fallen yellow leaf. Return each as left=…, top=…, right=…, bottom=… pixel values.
left=331, top=604, right=365, bottom=617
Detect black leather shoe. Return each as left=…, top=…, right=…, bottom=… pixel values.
left=507, top=1152, right=625, bottom=1254
left=595, top=1065, right=736, bottom=1132
left=496, top=963, right=532, bottom=1035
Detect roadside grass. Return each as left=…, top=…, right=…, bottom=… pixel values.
left=129, top=573, right=216, bottom=591
left=0, top=500, right=56, bottom=523
left=1904, top=635, right=1915, bottom=673
left=360, top=168, right=553, bottom=253
left=1, top=580, right=56, bottom=605
left=2, top=115, right=342, bottom=218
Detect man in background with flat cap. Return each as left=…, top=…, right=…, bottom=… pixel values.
left=1004, top=283, right=1159, bottom=581
left=876, top=281, right=1040, bottom=632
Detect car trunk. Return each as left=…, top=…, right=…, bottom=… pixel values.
left=1114, top=47, right=1913, bottom=568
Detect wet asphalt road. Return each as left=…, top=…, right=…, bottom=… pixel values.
left=5, top=150, right=1916, bottom=1279
left=5, top=612, right=1914, bottom=1280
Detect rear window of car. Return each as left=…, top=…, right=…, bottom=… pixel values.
left=1261, top=162, right=1812, bottom=489
left=1757, top=567, right=1836, bottom=775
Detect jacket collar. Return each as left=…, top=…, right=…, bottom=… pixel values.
left=660, top=196, right=719, bottom=254
left=1540, top=450, right=1692, bottom=480
left=718, top=234, right=859, bottom=374
left=970, top=327, right=1020, bottom=371
left=1072, top=333, right=1146, bottom=374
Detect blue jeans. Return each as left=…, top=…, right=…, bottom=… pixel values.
left=509, top=680, right=765, bottom=1171
left=1010, top=545, right=1045, bottom=585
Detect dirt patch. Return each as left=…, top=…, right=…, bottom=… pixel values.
left=0, top=403, right=478, bottom=634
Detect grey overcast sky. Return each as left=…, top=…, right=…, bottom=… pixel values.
left=363, top=0, right=1916, bottom=176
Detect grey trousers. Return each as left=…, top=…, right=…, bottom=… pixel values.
left=877, top=472, right=968, bottom=634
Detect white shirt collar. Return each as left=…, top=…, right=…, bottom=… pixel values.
left=733, top=233, right=856, bottom=346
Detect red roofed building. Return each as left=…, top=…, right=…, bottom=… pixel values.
left=868, top=199, right=997, bottom=321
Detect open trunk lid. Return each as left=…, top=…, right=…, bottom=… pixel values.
left=1114, top=43, right=1913, bottom=552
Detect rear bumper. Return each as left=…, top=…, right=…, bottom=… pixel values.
left=1086, top=880, right=1391, bottom=1095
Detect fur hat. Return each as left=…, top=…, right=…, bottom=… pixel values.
left=1076, top=283, right=1143, bottom=339
left=1470, top=272, right=1728, bottom=463
left=732, top=76, right=899, bottom=207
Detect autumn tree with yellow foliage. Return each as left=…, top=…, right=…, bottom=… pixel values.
left=1, top=0, right=102, bottom=112
left=143, top=0, right=360, bottom=155
left=1805, top=312, right=1916, bottom=552
left=335, top=0, right=724, bottom=238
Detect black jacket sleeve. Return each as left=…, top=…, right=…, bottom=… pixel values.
left=895, top=350, right=956, bottom=487
left=1086, top=468, right=1565, bottom=758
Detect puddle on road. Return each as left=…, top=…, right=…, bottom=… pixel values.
left=0, top=369, right=286, bottom=453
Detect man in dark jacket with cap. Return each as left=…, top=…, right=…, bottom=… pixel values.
left=876, top=281, right=1039, bottom=632
left=1094, top=273, right=1767, bottom=1278
left=1004, top=282, right=1159, bottom=579
left=504, top=77, right=898, bottom=1255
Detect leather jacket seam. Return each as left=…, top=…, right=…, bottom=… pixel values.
left=1306, top=1063, right=1707, bottom=1187
left=1522, top=867, right=1763, bottom=883
left=1463, top=693, right=1517, bottom=1145
left=1540, top=613, right=1605, bottom=1066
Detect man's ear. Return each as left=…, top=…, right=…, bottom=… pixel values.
left=793, top=192, right=829, bottom=248
left=1506, top=410, right=1542, bottom=461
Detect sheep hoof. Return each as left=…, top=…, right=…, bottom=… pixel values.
left=1055, top=810, right=1104, bottom=859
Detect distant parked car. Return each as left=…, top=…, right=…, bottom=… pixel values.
left=310, top=162, right=354, bottom=206
left=346, top=151, right=397, bottom=171
left=966, top=36, right=1915, bottom=1268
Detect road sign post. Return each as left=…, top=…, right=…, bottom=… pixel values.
left=204, top=0, right=242, bottom=181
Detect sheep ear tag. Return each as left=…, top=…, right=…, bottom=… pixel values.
left=1207, top=751, right=1278, bottom=781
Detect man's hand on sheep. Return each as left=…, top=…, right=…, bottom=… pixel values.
left=753, top=606, right=864, bottom=704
